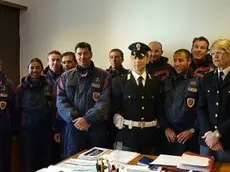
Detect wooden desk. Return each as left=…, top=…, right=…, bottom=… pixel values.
left=71, top=151, right=230, bottom=172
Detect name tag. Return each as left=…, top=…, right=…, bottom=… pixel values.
left=92, top=83, right=100, bottom=88
left=0, top=93, right=8, bottom=98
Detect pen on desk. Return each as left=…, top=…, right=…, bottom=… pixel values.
left=106, top=159, right=111, bottom=172
left=101, top=158, right=104, bottom=172
left=96, top=159, right=100, bottom=172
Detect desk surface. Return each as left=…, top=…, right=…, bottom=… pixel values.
left=71, top=151, right=230, bottom=172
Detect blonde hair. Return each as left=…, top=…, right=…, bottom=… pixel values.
left=210, top=39, right=230, bottom=55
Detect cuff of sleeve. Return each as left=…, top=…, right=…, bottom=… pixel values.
left=217, top=127, right=224, bottom=137
left=71, top=110, right=80, bottom=120
left=83, top=116, right=91, bottom=125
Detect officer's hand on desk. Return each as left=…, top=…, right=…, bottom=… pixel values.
left=211, top=141, right=223, bottom=151
left=177, top=130, right=193, bottom=144
left=73, top=117, right=89, bottom=131
left=165, top=128, right=177, bottom=143
left=202, top=131, right=220, bottom=148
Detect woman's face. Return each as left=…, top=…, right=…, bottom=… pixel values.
left=210, top=48, right=230, bottom=70
left=28, top=61, right=43, bottom=79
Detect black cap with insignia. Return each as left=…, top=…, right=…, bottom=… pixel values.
left=128, top=42, right=151, bottom=58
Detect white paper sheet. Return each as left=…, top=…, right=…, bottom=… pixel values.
left=103, top=150, right=140, bottom=164
left=180, top=153, right=209, bottom=167
left=150, top=154, right=181, bottom=166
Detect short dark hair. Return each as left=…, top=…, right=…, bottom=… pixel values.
left=192, top=36, right=209, bottom=49
left=61, top=51, right=76, bottom=62
left=109, top=48, right=124, bottom=60
left=174, top=49, right=191, bottom=60
left=47, top=50, right=61, bottom=59
left=27, top=58, right=44, bottom=70
left=74, top=42, right=92, bottom=53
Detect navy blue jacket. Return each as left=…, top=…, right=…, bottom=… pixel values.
left=197, top=70, right=230, bottom=149
left=146, top=56, right=175, bottom=80
left=191, top=54, right=214, bottom=78
left=106, top=66, right=129, bottom=79
left=57, top=62, right=111, bottom=125
left=43, top=66, right=63, bottom=85
left=0, top=72, right=14, bottom=134
left=163, top=69, right=199, bottom=133
left=16, top=76, right=55, bottom=130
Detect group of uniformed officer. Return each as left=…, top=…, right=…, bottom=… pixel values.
left=1, top=37, right=230, bottom=172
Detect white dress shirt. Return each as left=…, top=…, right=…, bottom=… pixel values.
left=131, top=70, right=147, bottom=86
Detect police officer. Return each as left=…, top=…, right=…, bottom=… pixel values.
left=0, top=60, right=14, bottom=172
left=16, top=58, right=55, bottom=172
left=106, top=48, right=129, bottom=78
left=57, top=42, right=111, bottom=158
left=43, top=50, right=63, bottom=163
left=198, top=39, right=230, bottom=162
left=43, top=50, right=63, bottom=85
left=147, top=41, right=174, bottom=80
left=112, top=42, right=166, bottom=155
left=163, top=49, right=199, bottom=155
left=191, top=36, right=214, bottom=77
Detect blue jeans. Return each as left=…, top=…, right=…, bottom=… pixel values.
left=200, top=145, right=230, bottom=162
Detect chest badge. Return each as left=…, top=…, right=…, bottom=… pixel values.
left=92, top=92, right=100, bottom=102
left=187, top=98, right=195, bottom=108
left=0, top=101, right=7, bottom=110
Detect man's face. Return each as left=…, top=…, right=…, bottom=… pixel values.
left=210, top=48, right=230, bottom=70
left=191, top=40, right=208, bottom=61
left=47, top=53, right=61, bottom=72
left=75, top=48, right=92, bottom=68
left=62, top=55, right=76, bottom=71
left=131, top=55, right=149, bottom=74
left=148, top=42, right=163, bottom=62
left=28, top=61, right=43, bottom=79
left=173, top=52, right=191, bottom=74
left=109, top=51, right=123, bottom=69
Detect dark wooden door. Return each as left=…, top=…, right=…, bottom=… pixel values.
left=0, top=4, right=20, bottom=86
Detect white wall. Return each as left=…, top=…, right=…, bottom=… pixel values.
left=5, top=0, right=230, bottom=77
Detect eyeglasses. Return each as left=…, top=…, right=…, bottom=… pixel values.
left=210, top=50, right=226, bottom=56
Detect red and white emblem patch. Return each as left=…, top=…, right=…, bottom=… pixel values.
left=92, top=92, right=100, bottom=102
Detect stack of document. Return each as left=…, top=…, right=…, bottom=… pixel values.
left=78, top=147, right=111, bottom=161
left=177, top=152, right=214, bottom=172
left=37, top=159, right=98, bottom=172
left=151, top=152, right=214, bottom=172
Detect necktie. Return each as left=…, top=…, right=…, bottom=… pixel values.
left=138, top=76, right=144, bottom=88
left=219, top=72, right=224, bottom=84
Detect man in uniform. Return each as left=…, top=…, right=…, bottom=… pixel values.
left=43, top=50, right=63, bottom=163
left=0, top=60, right=14, bottom=172
left=106, top=48, right=129, bottom=78
left=111, top=42, right=166, bottom=154
left=163, top=49, right=199, bottom=155
left=57, top=42, right=111, bottom=158
left=191, top=36, right=214, bottom=77
left=147, top=41, right=174, bottom=80
left=198, top=39, right=230, bottom=162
